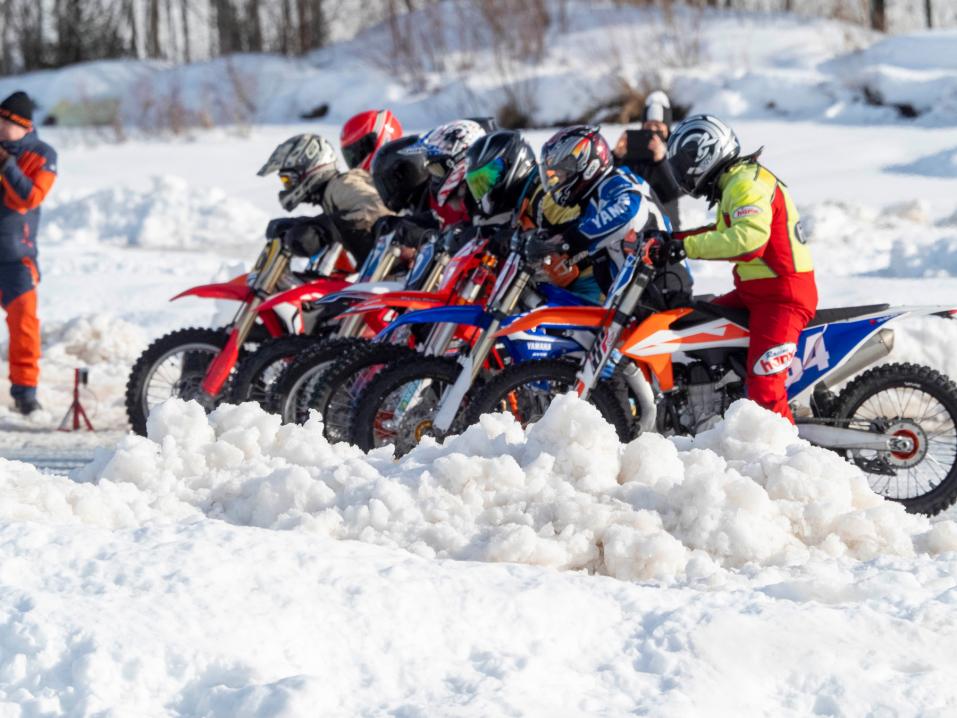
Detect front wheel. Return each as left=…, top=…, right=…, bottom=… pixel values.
left=464, top=359, right=634, bottom=441
left=833, top=362, right=957, bottom=515
left=350, top=356, right=463, bottom=455
left=306, top=342, right=418, bottom=444
left=227, top=335, right=323, bottom=408
left=125, top=327, right=229, bottom=436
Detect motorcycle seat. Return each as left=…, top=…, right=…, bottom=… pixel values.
left=677, top=301, right=890, bottom=331
left=806, top=304, right=889, bottom=327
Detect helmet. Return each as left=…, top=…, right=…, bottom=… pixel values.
left=406, top=119, right=486, bottom=205
left=667, top=114, right=740, bottom=199
left=464, top=130, right=536, bottom=217
left=340, top=109, right=403, bottom=171
left=371, top=134, right=430, bottom=212
left=258, top=134, right=339, bottom=211
left=539, top=125, right=613, bottom=207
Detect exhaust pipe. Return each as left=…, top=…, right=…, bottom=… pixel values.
left=622, top=362, right=657, bottom=434
left=819, top=328, right=894, bottom=391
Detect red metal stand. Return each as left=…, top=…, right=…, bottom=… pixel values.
left=59, top=368, right=94, bottom=432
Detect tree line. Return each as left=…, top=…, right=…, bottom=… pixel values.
left=0, top=0, right=948, bottom=77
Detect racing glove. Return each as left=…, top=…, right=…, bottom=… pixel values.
left=642, top=232, right=687, bottom=268
left=283, top=215, right=341, bottom=257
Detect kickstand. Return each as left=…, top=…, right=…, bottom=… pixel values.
left=59, top=368, right=94, bottom=432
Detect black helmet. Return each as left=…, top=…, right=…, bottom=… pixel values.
left=371, top=134, right=429, bottom=212
left=539, top=125, right=613, bottom=207
left=464, top=130, right=536, bottom=217
left=666, top=114, right=741, bottom=199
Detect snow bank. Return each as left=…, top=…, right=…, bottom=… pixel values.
left=5, top=6, right=957, bottom=129
left=43, top=175, right=268, bottom=249
left=33, top=395, right=944, bottom=581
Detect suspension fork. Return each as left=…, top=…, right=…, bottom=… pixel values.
left=337, top=245, right=403, bottom=338
left=432, top=268, right=533, bottom=433
left=200, top=250, right=292, bottom=399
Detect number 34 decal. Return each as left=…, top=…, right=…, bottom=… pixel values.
left=786, top=331, right=829, bottom=387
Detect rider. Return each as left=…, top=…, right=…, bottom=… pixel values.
left=536, top=125, right=692, bottom=307
left=257, top=133, right=392, bottom=265
left=650, top=114, right=817, bottom=422
left=463, top=129, right=593, bottom=296
left=340, top=109, right=402, bottom=172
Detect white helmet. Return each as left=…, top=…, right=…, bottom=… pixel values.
left=666, top=115, right=740, bottom=199
left=258, top=134, right=340, bottom=211
left=405, top=119, right=486, bottom=205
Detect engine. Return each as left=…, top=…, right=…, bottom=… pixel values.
left=667, top=361, right=743, bottom=433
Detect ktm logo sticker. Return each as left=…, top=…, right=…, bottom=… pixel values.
left=754, top=343, right=797, bottom=376
left=732, top=205, right=762, bottom=219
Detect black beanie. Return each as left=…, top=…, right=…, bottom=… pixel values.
left=642, top=90, right=673, bottom=127
left=0, top=91, right=35, bottom=129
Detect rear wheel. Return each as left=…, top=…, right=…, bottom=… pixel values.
left=833, top=362, right=957, bottom=515
left=464, top=359, right=634, bottom=441
left=125, top=327, right=229, bottom=436
left=351, top=356, right=463, bottom=455
left=307, top=343, right=417, bottom=444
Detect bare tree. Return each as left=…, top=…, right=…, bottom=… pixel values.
left=869, top=0, right=887, bottom=32
left=926, top=0, right=934, bottom=29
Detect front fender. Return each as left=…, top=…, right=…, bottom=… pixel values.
left=377, top=303, right=490, bottom=339
left=172, top=276, right=252, bottom=302
left=257, top=277, right=353, bottom=313
left=495, top=306, right=610, bottom=338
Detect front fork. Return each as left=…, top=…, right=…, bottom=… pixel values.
left=432, top=270, right=532, bottom=433
left=199, top=253, right=291, bottom=401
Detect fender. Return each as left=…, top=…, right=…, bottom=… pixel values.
left=376, top=303, right=490, bottom=340
left=172, top=277, right=252, bottom=303
left=257, top=277, right=352, bottom=313
left=494, top=306, right=610, bottom=338
left=338, top=289, right=454, bottom=318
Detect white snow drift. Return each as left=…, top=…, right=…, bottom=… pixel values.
left=1, top=396, right=956, bottom=714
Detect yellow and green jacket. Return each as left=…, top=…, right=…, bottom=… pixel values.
left=680, top=162, right=813, bottom=282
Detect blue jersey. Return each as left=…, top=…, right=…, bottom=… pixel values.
left=573, top=167, right=671, bottom=286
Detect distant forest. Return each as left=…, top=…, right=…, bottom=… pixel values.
left=0, top=0, right=950, bottom=77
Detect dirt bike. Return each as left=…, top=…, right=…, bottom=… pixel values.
left=124, top=222, right=400, bottom=435
left=464, top=240, right=957, bottom=516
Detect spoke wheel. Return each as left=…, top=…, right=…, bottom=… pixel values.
left=833, top=362, right=957, bottom=515
left=125, top=328, right=229, bottom=435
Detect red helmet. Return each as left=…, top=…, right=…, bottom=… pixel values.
left=340, top=110, right=403, bottom=171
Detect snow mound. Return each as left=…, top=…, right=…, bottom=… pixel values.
left=43, top=175, right=268, bottom=249
left=28, top=395, right=947, bottom=582
left=44, top=314, right=148, bottom=365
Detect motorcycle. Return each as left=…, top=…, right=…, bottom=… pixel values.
left=124, top=220, right=407, bottom=436
left=464, top=235, right=957, bottom=516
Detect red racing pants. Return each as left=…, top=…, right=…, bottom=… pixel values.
left=713, top=271, right=817, bottom=422
left=0, top=258, right=41, bottom=388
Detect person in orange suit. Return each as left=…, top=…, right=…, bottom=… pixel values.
left=0, top=91, right=57, bottom=415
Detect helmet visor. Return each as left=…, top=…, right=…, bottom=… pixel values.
left=465, top=157, right=505, bottom=203
left=426, top=157, right=451, bottom=180
left=342, top=132, right=378, bottom=169
left=539, top=155, right=578, bottom=202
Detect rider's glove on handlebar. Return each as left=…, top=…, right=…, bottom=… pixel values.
left=283, top=214, right=341, bottom=257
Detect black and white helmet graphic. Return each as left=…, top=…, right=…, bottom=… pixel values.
left=666, top=115, right=740, bottom=199
left=258, top=134, right=340, bottom=211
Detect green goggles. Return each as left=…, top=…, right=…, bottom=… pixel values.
left=465, top=158, right=506, bottom=202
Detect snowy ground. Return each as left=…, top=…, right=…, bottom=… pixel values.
left=2, top=8, right=957, bottom=713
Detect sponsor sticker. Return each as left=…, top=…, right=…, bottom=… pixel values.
left=753, top=343, right=798, bottom=376
left=583, top=158, right=600, bottom=181
left=732, top=205, right=762, bottom=219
